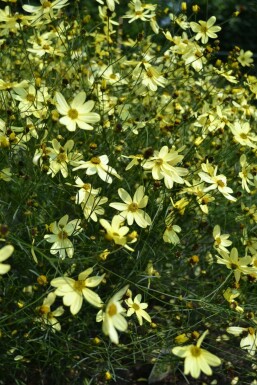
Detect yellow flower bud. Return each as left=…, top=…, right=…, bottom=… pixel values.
left=192, top=4, right=200, bottom=13
left=181, top=2, right=187, bottom=11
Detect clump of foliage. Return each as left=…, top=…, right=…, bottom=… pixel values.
left=1, top=1, right=257, bottom=384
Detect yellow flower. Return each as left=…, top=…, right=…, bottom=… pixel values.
left=35, top=292, right=64, bottom=332
left=51, top=268, right=105, bottom=315
left=199, top=164, right=236, bottom=202
left=73, top=155, right=120, bottom=184
left=44, top=215, right=82, bottom=259
left=172, top=330, right=221, bottom=379
left=126, top=294, right=151, bottom=325
left=110, top=185, right=152, bottom=228
left=55, top=91, right=100, bottom=132
left=227, top=326, right=257, bottom=356
left=216, top=247, right=254, bottom=282
left=142, top=146, right=188, bottom=189
left=213, top=225, right=232, bottom=254
left=190, top=16, right=221, bottom=44
left=238, top=50, right=254, bottom=67
left=96, top=285, right=128, bottom=344
left=0, top=245, right=13, bottom=274
left=100, top=215, right=137, bottom=251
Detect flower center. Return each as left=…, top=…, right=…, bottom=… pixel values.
left=132, top=303, right=140, bottom=311
left=190, top=345, right=201, bottom=357
left=90, top=157, right=101, bottom=164
left=155, top=159, right=163, bottom=166
left=57, top=153, right=67, bottom=163
left=128, top=203, right=138, bottom=212
left=58, top=230, right=68, bottom=240
left=42, top=1, right=52, bottom=9
left=73, top=280, right=85, bottom=291
left=217, top=179, right=225, bottom=187
left=240, top=133, right=248, bottom=139
left=26, top=94, right=35, bottom=102
left=215, top=237, right=221, bottom=245
left=108, top=303, right=117, bottom=317
left=39, top=305, right=50, bottom=315
left=83, top=183, right=91, bottom=191
left=68, top=108, right=78, bottom=120
left=230, top=263, right=238, bottom=270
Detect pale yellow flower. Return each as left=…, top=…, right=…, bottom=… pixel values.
left=142, top=146, right=188, bottom=189
left=238, top=50, right=254, bottom=67
left=0, top=245, right=13, bottom=274
left=47, top=139, right=82, bottom=178
left=55, top=91, right=100, bottom=132
left=132, top=62, right=166, bottom=92
left=51, top=268, right=105, bottom=315
left=199, top=164, right=236, bottom=201
left=190, top=16, right=221, bottom=44
left=216, top=247, right=254, bottom=282
left=123, top=0, right=155, bottom=23
left=213, top=225, right=232, bottom=254
left=96, top=285, right=129, bottom=344
left=227, top=326, right=257, bottom=356
left=172, top=330, right=221, bottom=379
left=73, top=155, right=120, bottom=184
left=44, top=215, right=82, bottom=259
left=239, top=154, right=255, bottom=193
left=81, top=194, right=108, bottom=222
left=35, top=292, right=64, bottom=332
left=126, top=294, right=151, bottom=325
left=228, top=121, right=257, bottom=149
left=100, top=215, right=137, bottom=251
left=110, top=185, right=152, bottom=228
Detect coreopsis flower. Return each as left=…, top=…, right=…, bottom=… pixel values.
left=96, top=0, right=119, bottom=12
left=163, top=224, right=181, bottom=245
left=190, top=16, right=221, bottom=44
left=227, top=326, right=257, bottom=356
left=22, top=0, right=69, bottom=22
left=12, top=84, right=49, bottom=118
left=55, top=91, right=100, bottom=132
left=181, top=180, right=215, bottom=214
left=72, top=177, right=101, bottom=204
left=0, top=245, right=14, bottom=274
left=213, top=225, right=232, bottom=254
left=0, top=79, right=28, bottom=91
left=223, top=287, right=244, bottom=313
left=239, top=154, right=255, bottom=193
left=44, top=215, right=82, bottom=259
left=123, top=0, right=155, bottom=23
left=0, top=167, right=12, bottom=182
left=172, top=330, right=221, bottom=379
left=126, top=294, right=151, bottom=325
left=47, top=139, right=83, bottom=178
left=100, top=215, right=137, bottom=251
left=216, top=247, right=254, bottom=282
left=228, top=121, right=257, bottom=149
left=132, top=62, right=166, bottom=92
left=96, top=285, right=128, bottom=344
left=109, top=185, right=152, bottom=228
left=198, top=164, right=236, bottom=202
left=35, top=292, right=64, bottom=332
left=51, top=268, right=105, bottom=315
left=81, top=194, right=108, bottom=222
left=73, top=155, right=120, bottom=184
left=182, top=42, right=206, bottom=72
left=238, top=50, right=254, bottom=67
left=142, top=146, right=188, bottom=189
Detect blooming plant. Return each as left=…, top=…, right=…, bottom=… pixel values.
left=1, top=0, right=257, bottom=384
